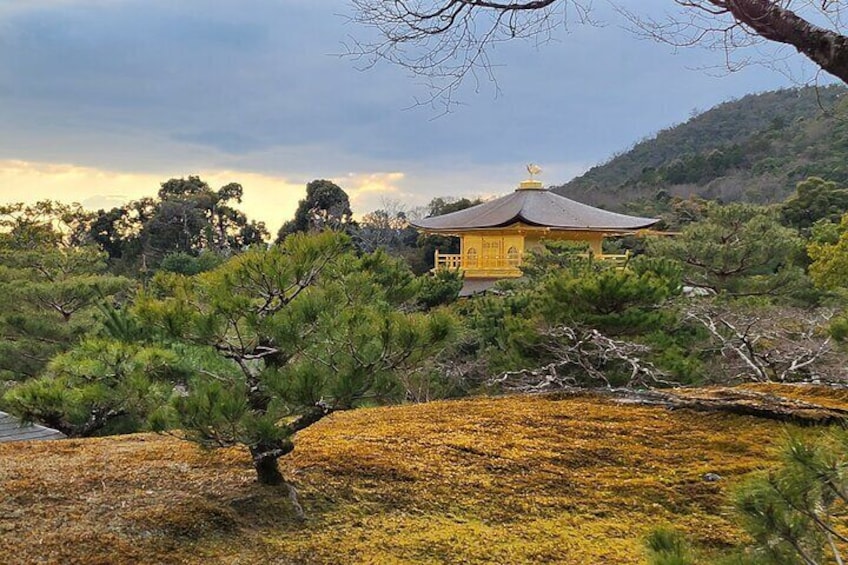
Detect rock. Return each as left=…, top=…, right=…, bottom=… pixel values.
left=702, top=472, right=722, bottom=482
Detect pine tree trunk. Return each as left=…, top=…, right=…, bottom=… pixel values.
left=250, top=447, right=285, bottom=486
left=247, top=405, right=333, bottom=485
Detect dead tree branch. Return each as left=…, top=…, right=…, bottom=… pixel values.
left=685, top=302, right=839, bottom=383
left=490, top=325, right=676, bottom=392
left=543, top=385, right=848, bottom=425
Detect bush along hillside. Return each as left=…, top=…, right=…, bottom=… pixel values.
left=553, top=84, right=848, bottom=212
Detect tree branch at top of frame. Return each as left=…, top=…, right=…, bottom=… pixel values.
left=348, top=0, right=848, bottom=109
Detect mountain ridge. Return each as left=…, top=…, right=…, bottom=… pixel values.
left=552, top=84, right=848, bottom=212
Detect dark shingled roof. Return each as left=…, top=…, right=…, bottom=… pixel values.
left=0, top=411, right=65, bottom=443
left=411, top=188, right=658, bottom=232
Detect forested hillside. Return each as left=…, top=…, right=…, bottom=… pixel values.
left=553, top=85, right=848, bottom=210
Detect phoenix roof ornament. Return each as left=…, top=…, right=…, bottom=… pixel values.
left=526, top=163, right=542, bottom=179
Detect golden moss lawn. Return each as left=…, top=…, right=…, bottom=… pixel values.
left=1, top=386, right=843, bottom=564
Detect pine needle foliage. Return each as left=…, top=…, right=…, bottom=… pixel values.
left=732, top=431, right=848, bottom=565
left=645, top=527, right=697, bottom=565
left=139, top=231, right=459, bottom=484
left=0, top=240, right=132, bottom=382
left=650, top=202, right=807, bottom=298
left=4, top=338, right=186, bottom=436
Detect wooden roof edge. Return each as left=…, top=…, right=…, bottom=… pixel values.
left=418, top=224, right=674, bottom=236
left=631, top=229, right=680, bottom=237
left=0, top=411, right=66, bottom=442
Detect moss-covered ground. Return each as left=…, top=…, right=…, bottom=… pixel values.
left=1, top=385, right=845, bottom=564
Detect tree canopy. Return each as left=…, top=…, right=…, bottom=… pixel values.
left=136, top=232, right=458, bottom=485
left=650, top=202, right=807, bottom=297
left=781, top=176, right=848, bottom=233
left=90, top=176, right=268, bottom=273
left=0, top=202, right=132, bottom=382
left=808, top=212, right=848, bottom=291
left=276, top=179, right=353, bottom=242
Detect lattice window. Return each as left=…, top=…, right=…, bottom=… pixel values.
left=466, top=247, right=478, bottom=268
left=482, top=239, right=502, bottom=267
left=507, top=246, right=521, bottom=267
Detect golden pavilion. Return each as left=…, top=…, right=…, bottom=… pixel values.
left=411, top=172, right=659, bottom=281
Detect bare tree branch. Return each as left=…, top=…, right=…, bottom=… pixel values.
left=685, top=301, right=840, bottom=383
left=490, top=325, right=676, bottom=392
left=349, top=0, right=848, bottom=109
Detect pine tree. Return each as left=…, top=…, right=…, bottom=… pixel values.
left=138, top=232, right=457, bottom=485
left=0, top=202, right=132, bottom=382
left=650, top=203, right=807, bottom=298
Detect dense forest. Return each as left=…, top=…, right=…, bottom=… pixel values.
left=4, top=89, right=848, bottom=562
left=554, top=85, right=848, bottom=212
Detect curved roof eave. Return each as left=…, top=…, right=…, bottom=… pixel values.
left=411, top=189, right=659, bottom=231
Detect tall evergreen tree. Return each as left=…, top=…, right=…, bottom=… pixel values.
left=781, top=177, right=848, bottom=233
left=276, top=179, right=353, bottom=242
left=89, top=177, right=268, bottom=273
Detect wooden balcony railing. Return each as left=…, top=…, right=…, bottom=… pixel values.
left=435, top=251, right=522, bottom=271
left=579, top=251, right=631, bottom=269
left=434, top=250, right=631, bottom=274
left=434, top=251, right=464, bottom=270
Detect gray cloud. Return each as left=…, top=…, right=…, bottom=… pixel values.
left=0, top=0, right=830, bottom=199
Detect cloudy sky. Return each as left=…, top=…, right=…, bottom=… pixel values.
left=0, top=0, right=828, bottom=232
